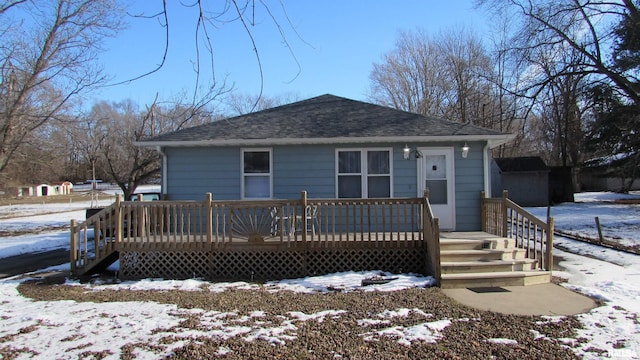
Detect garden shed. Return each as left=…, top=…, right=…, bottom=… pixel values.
left=491, top=156, right=549, bottom=207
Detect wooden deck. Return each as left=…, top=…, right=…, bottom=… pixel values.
left=71, top=192, right=438, bottom=281
left=70, top=190, right=553, bottom=287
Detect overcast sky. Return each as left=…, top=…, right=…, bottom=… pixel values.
left=93, top=1, right=490, bottom=106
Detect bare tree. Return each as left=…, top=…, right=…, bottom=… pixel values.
left=369, top=29, right=448, bottom=116
left=225, top=92, right=301, bottom=115
left=368, top=27, right=526, bottom=140
left=480, top=0, right=640, bottom=105
left=117, top=1, right=307, bottom=112
left=438, top=29, right=494, bottom=124
left=0, top=0, right=123, bottom=175
left=81, top=90, right=222, bottom=199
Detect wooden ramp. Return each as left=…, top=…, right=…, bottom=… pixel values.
left=439, top=232, right=550, bottom=289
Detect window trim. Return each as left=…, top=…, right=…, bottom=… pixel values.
left=335, top=147, right=393, bottom=198
left=241, top=147, right=273, bottom=199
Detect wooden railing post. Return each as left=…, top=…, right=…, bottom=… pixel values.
left=433, top=218, right=441, bottom=286
left=480, top=191, right=487, bottom=232
left=301, top=191, right=308, bottom=242
left=70, top=219, right=77, bottom=274
left=547, top=217, right=554, bottom=273
left=136, top=194, right=145, bottom=238
left=422, top=190, right=429, bottom=235
left=501, top=190, right=509, bottom=236
left=206, top=193, right=213, bottom=244
left=115, top=194, right=122, bottom=242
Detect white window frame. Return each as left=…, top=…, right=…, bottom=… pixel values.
left=335, top=147, right=393, bottom=198
left=241, top=148, right=273, bottom=199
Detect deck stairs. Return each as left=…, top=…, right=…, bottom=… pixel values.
left=439, top=232, right=551, bottom=289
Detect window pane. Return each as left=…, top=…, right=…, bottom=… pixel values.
left=426, top=180, right=447, bottom=204
left=245, top=176, right=270, bottom=198
left=338, top=175, right=362, bottom=198
left=425, top=155, right=446, bottom=179
left=368, top=177, right=390, bottom=198
left=244, top=151, right=269, bottom=173
left=338, top=151, right=361, bottom=173
left=367, top=151, right=389, bottom=174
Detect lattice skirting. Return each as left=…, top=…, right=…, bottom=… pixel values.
left=119, top=248, right=427, bottom=281
left=119, top=250, right=209, bottom=280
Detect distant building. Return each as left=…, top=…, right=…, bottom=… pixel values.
left=491, top=157, right=549, bottom=207
left=581, top=153, right=640, bottom=192
left=17, top=181, right=74, bottom=197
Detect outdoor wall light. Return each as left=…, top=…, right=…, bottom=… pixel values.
left=403, top=144, right=411, bottom=160
left=403, top=145, right=423, bottom=160
left=462, top=143, right=470, bottom=158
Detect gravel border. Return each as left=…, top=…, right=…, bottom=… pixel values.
left=1, top=277, right=589, bottom=359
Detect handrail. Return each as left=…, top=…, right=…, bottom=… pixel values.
left=481, top=191, right=554, bottom=272
left=422, top=191, right=441, bottom=286
left=70, top=198, right=121, bottom=275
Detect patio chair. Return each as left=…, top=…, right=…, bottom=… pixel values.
left=270, top=206, right=296, bottom=237
left=305, top=204, right=319, bottom=235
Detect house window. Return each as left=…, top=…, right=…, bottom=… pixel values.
left=242, top=149, right=272, bottom=199
left=337, top=148, right=391, bottom=198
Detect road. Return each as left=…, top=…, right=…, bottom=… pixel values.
left=0, top=249, right=69, bottom=279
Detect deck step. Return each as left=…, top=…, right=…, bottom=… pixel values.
left=438, top=232, right=550, bottom=289
left=440, top=271, right=551, bottom=289
left=440, top=237, right=515, bottom=250
left=440, top=248, right=526, bottom=262
left=441, top=259, right=538, bottom=274
left=439, top=239, right=487, bottom=251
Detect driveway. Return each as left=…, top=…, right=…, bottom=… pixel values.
left=0, top=249, right=69, bottom=279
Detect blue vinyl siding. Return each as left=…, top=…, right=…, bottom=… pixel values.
left=453, top=142, right=485, bottom=231
left=273, top=145, right=335, bottom=198
left=165, top=147, right=240, bottom=200
left=162, top=140, right=489, bottom=231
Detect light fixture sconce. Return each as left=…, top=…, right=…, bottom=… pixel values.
left=403, top=145, right=423, bottom=160
left=403, top=144, right=411, bottom=160
left=462, top=143, right=470, bottom=158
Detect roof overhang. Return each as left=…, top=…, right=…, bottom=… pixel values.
left=136, top=133, right=515, bottom=149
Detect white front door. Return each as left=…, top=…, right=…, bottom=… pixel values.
left=418, top=147, right=455, bottom=230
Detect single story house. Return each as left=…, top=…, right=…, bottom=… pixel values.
left=491, top=157, right=550, bottom=207
left=137, top=94, right=514, bottom=232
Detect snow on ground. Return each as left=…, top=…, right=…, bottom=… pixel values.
left=528, top=191, right=640, bottom=248
left=0, top=231, right=70, bottom=258
left=0, top=207, right=99, bottom=258
left=0, top=210, right=87, bottom=232
left=0, top=191, right=638, bottom=359
left=0, top=198, right=114, bottom=219
left=0, top=269, right=439, bottom=358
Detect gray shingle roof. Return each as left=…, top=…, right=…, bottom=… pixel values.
left=494, top=157, right=549, bottom=173
left=139, top=94, right=511, bottom=145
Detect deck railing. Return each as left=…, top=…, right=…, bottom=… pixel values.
left=423, top=191, right=441, bottom=285
left=70, top=200, right=120, bottom=273
left=71, top=191, right=439, bottom=276
left=481, top=190, right=554, bottom=272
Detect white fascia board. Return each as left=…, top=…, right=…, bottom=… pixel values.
left=135, top=134, right=515, bottom=148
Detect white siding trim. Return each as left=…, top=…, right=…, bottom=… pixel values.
left=335, top=147, right=394, bottom=198
left=483, top=143, right=491, bottom=196
left=240, top=147, right=273, bottom=199
left=138, top=134, right=514, bottom=148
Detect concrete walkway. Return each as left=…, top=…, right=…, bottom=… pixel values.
left=442, top=283, right=598, bottom=316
